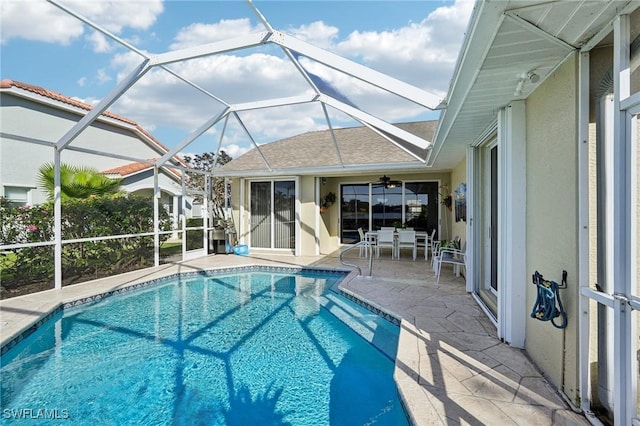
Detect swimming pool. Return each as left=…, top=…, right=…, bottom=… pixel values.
left=1, top=267, right=408, bottom=425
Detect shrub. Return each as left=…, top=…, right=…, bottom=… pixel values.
left=185, top=217, right=204, bottom=251
left=0, top=195, right=171, bottom=289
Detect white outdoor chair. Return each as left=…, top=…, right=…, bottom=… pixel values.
left=430, top=240, right=442, bottom=268
left=426, top=229, right=437, bottom=260
left=416, top=229, right=436, bottom=260
left=396, top=230, right=417, bottom=260
left=434, top=241, right=467, bottom=283
left=357, top=227, right=368, bottom=257
left=375, top=229, right=396, bottom=259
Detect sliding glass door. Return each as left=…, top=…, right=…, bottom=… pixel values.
left=474, top=141, right=498, bottom=317
left=250, top=180, right=295, bottom=250
left=340, top=181, right=439, bottom=244
left=371, top=185, right=402, bottom=230
left=405, top=182, right=439, bottom=236
left=340, top=184, right=369, bottom=244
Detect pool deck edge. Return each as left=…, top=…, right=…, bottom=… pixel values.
left=0, top=253, right=589, bottom=426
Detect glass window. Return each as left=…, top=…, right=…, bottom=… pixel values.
left=371, top=184, right=402, bottom=230
left=274, top=181, right=295, bottom=249
left=3, top=186, right=30, bottom=208
left=405, top=182, right=439, bottom=233
left=250, top=181, right=272, bottom=248
left=340, top=182, right=440, bottom=243
left=250, top=180, right=295, bottom=250
left=340, top=184, right=369, bottom=244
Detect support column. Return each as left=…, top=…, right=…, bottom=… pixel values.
left=153, top=166, right=160, bottom=267
left=54, top=149, right=62, bottom=289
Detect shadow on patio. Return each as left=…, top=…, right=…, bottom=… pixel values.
left=0, top=248, right=590, bottom=425
left=309, top=249, right=588, bottom=425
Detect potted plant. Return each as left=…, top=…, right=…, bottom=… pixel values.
left=320, top=192, right=336, bottom=212
left=439, top=239, right=460, bottom=259
left=439, top=185, right=453, bottom=211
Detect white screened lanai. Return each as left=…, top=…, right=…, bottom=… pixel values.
left=0, top=0, right=444, bottom=288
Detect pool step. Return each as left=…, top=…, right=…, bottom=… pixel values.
left=319, top=291, right=399, bottom=360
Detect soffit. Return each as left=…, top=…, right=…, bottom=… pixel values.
left=431, top=0, right=637, bottom=166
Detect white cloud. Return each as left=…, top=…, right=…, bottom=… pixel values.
left=287, top=21, right=339, bottom=49
left=65, top=0, right=163, bottom=33
left=170, top=18, right=259, bottom=50
left=335, top=0, right=474, bottom=92
left=105, top=2, right=473, bottom=154
left=96, top=68, right=111, bottom=84
left=0, top=0, right=82, bottom=45
left=87, top=31, right=111, bottom=53
left=0, top=0, right=162, bottom=45
left=223, top=144, right=249, bottom=158
left=4, top=1, right=472, bottom=154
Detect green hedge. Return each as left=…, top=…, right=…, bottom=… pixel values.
left=185, top=217, right=204, bottom=251
left=0, top=195, right=170, bottom=288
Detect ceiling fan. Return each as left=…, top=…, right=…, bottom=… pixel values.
left=376, top=175, right=402, bottom=189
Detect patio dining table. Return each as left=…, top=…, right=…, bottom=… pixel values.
left=364, top=230, right=429, bottom=260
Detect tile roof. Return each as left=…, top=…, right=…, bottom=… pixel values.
left=0, top=79, right=135, bottom=124
left=102, top=159, right=182, bottom=180
left=0, top=79, right=188, bottom=168
left=218, top=120, right=437, bottom=174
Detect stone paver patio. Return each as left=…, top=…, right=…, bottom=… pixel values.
left=0, top=250, right=589, bottom=425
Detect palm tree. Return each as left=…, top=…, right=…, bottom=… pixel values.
left=37, top=163, right=123, bottom=200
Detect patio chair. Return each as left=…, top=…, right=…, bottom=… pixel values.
left=432, top=236, right=460, bottom=265
left=396, top=230, right=417, bottom=260
left=434, top=241, right=467, bottom=283
left=430, top=240, right=442, bottom=268
left=375, top=229, right=396, bottom=259
left=357, top=228, right=370, bottom=257
left=417, top=229, right=436, bottom=260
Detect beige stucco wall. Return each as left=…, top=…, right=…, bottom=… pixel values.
left=229, top=172, right=453, bottom=256
left=525, top=55, right=581, bottom=403
left=319, top=177, right=340, bottom=255
left=298, top=175, right=318, bottom=256
left=229, top=180, right=243, bottom=244
left=450, top=158, right=467, bottom=245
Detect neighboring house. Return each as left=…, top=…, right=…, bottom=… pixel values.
left=219, top=2, right=640, bottom=424
left=0, top=79, right=192, bottom=229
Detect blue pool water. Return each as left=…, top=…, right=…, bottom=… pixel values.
left=1, top=268, right=408, bottom=425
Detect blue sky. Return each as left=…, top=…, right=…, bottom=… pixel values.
left=0, top=0, right=474, bottom=158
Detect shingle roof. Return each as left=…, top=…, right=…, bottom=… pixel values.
left=218, top=120, right=437, bottom=175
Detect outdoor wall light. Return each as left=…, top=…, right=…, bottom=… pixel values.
left=514, top=70, right=540, bottom=96
left=321, top=177, right=327, bottom=185
left=513, top=77, right=526, bottom=96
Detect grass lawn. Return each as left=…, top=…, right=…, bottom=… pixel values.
left=160, top=241, right=182, bottom=257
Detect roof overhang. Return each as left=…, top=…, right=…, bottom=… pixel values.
left=431, top=0, right=639, bottom=167
left=214, top=160, right=436, bottom=178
